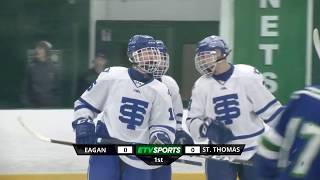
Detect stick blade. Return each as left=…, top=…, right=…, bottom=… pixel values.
left=17, top=117, right=51, bottom=143
left=313, top=28, right=320, bottom=59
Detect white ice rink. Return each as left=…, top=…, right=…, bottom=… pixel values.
left=0, top=109, right=204, bottom=174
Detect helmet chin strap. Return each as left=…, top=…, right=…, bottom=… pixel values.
left=208, top=51, right=231, bottom=74
left=205, top=56, right=226, bottom=75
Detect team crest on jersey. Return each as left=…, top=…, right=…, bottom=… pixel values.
left=119, top=97, right=149, bottom=130
left=213, top=93, right=240, bottom=124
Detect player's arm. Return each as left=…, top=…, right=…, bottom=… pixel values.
left=149, top=87, right=176, bottom=144
left=186, top=81, right=208, bottom=142
left=257, top=87, right=320, bottom=179
left=167, top=79, right=184, bottom=129
left=247, top=69, right=284, bottom=127
left=167, top=78, right=194, bottom=144
left=73, top=74, right=109, bottom=144
left=256, top=88, right=311, bottom=179
left=256, top=127, right=283, bottom=179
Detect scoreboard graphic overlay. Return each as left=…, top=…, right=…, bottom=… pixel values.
left=73, top=144, right=245, bottom=165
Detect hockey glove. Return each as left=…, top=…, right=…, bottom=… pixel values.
left=199, top=117, right=234, bottom=144
left=72, top=117, right=96, bottom=144
left=150, top=131, right=172, bottom=144
left=174, top=129, right=194, bottom=144
left=95, top=120, right=110, bottom=139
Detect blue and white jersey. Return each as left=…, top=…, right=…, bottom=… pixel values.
left=161, top=75, right=184, bottom=129
left=74, top=66, right=175, bottom=169
left=187, top=64, right=283, bottom=160
left=256, top=86, right=320, bottom=180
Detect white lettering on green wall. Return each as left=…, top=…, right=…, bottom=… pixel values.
left=259, top=0, right=280, bottom=8
left=259, top=44, right=279, bottom=65
left=263, top=72, right=278, bottom=93
left=261, top=16, right=279, bottom=37
left=259, top=0, right=280, bottom=93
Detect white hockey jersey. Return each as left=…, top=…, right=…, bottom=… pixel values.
left=187, top=64, right=283, bottom=160
left=74, top=66, right=176, bottom=169
left=161, top=75, right=184, bottom=129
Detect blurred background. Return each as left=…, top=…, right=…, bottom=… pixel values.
left=0, top=0, right=319, bottom=108
left=0, top=0, right=319, bottom=179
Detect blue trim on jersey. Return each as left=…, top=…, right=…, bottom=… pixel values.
left=128, top=68, right=154, bottom=88
left=212, top=64, right=234, bottom=82
left=231, top=128, right=265, bottom=140
left=149, top=125, right=175, bottom=134
left=255, top=99, right=277, bottom=115
left=264, top=107, right=285, bottom=123
left=78, top=98, right=101, bottom=113
left=176, top=113, right=183, bottom=117
left=243, top=146, right=256, bottom=152
left=74, top=104, right=90, bottom=111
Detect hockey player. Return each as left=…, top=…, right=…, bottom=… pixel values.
left=149, top=40, right=194, bottom=180
left=72, top=35, right=176, bottom=180
left=186, top=35, right=284, bottom=180
left=256, top=86, right=320, bottom=180
left=154, top=40, right=194, bottom=145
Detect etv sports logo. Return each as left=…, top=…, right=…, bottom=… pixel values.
left=136, top=145, right=182, bottom=156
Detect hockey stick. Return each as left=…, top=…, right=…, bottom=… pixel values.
left=18, top=118, right=251, bottom=166
left=18, top=117, right=74, bottom=146
left=313, top=28, right=320, bottom=59
left=198, top=155, right=253, bottom=166
left=18, top=118, right=202, bottom=166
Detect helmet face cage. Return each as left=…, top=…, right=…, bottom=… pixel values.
left=194, top=50, right=220, bottom=76
left=130, top=47, right=162, bottom=75
left=153, top=52, right=170, bottom=79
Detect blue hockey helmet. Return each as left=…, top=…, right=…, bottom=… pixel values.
left=127, top=35, right=161, bottom=76
left=194, top=35, right=231, bottom=75
left=154, top=40, right=170, bottom=78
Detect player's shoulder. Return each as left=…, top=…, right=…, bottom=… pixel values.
left=289, top=86, right=320, bottom=124
left=161, top=75, right=179, bottom=89
left=149, top=79, right=171, bottom=98
left=161, top=75, right=176, bottom=83
left=233, top=64, right=263, bottom=81
left=291, top=85, right=320, bottom=102
left=150, top=79, right=170, bottom=92
left=234, top=64, right=261, bottom=76
left=193, top=75, right=212, bottom=89
left=97, top=66, right=129, bottom=81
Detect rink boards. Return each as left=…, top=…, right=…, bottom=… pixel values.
left=0, top=109, right=205, bottom=180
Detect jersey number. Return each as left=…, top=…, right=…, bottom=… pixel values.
left=212, top=94, right=240, bottom=124
left=289, top=119, right=320, bottom=177
left=119, top=97, right=149, bottom=130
